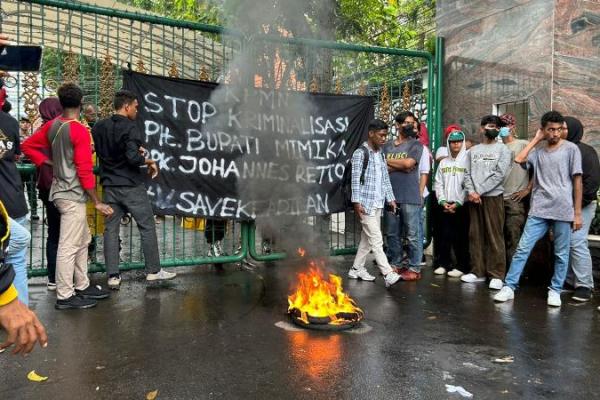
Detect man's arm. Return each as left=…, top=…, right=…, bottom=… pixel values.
left=433, top=164, right=446, bottom=204
left=512, top=177, right=533, bottom=202
left=0, top=234, right=47, bottom=354
left=125, top=126, right=146, bottom=167
left=71, top=124, right=113, bottom=216
left=463, top=151, right=480, bottom=203
left=383, top=162, right=396, bottom=209
left=418, top=148, right=431, bottom=199
left=573, top=174, right=583, bottom=230
left=515, top=129, right=544, bottom=164
left=419, top=173, right=428, bottom=199
left=128, top=127, right=159, bottom=179
left=0, top=296, right=48, bottom=355
left=21, top=124, right=51, bottom=167
left=387, top=158, right=417, bottom=172
left=350, top=149, right=366, bottom=216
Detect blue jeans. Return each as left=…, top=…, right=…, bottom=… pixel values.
left=7, top=216, right=31, bottom=305
left=567, top=201, right=596, bottom=289
left=504, top=216, right=571, bottom=293
left=385, top=203, right=423, bottom=271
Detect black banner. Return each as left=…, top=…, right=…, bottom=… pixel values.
left=122, top=71, right=373, bottom=219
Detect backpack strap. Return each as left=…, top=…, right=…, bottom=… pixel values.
left=359, top=146, right=369, bottom=185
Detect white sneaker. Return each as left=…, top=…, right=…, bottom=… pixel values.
left=489, top=278, right=503, bottom=290
left=146, top=269, right=177, bottom=282
left=108, top=275, right=122, bottom=290
left=547, top=289, right=562, bottom=307
left=47, top=281, right=57, bottom=291
left=348, top=268, right=376, bottom=282
left=493, top=286, right=514, bottom=302
left=433, top=267, right=446, bottom=275
left=460, top=273, right=486, bottom=283
left=447, top=269, right=464, bottom=278
left=384, top=271, right=401, bottom=287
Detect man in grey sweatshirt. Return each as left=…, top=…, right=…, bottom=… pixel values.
left=461, top=115, right=511, bottom=290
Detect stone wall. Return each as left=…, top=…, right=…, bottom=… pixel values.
left=552, top=0, right=600, bottom=150
left=437, top=0, right=600, bottom=152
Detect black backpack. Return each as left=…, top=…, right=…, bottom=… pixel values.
left=342, top=146, right=369, bottom=208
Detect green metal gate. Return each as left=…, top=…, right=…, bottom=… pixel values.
left=0, top=0, right=443, bottom=275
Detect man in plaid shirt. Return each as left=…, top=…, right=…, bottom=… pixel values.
left=348, top=119, right=401, bottom=287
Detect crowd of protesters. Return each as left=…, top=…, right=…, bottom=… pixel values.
left=0, top=81, right=177, bottom=315
left=0, top=38, right=599, bottom=355
left=349, top=111, right=599, bottom=308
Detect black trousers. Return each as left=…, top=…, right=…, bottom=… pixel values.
left=437, top=204, right=470, bottom=272
left=40, top=190, right=61, bottom=283
left=205, top=219, right=226, bottom=244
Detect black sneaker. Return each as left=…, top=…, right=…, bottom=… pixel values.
left=572, top=287, right=593, bottom=302
left=562, top=282, right=576, bottom=293
left=55, top=295, right=97, bottom=310
left=76, top=284, right=110, bottom=300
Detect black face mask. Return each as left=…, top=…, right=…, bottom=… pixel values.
left=402, top=125, right=417, bottom=137
left=484, top=128, right=499, bottom=139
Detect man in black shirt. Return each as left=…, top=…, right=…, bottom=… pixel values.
left=0, top=109, right=31, bottom=304
left=92, top=90, right=176, bottom=289
left=0, top=110, right=28, bottom=220
left=564, top=117, right=600, bottom=302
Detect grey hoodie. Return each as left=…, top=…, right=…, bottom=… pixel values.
left=464, top=142, right=511, bottom=197
left=434, top=135, right=468, bottom=205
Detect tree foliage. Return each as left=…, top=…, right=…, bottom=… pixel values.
left=116, top=0, right=436, bottom=89
left=118, top=0, right=436, bottom=51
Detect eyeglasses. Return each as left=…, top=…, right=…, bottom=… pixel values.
left=546, top=127, right=563, bottom=133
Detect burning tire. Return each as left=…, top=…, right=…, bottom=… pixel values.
left=287, top=262, right=364, bottom=331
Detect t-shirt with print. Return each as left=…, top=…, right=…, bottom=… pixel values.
left=0, top=111, right=28, bottom=219
left=383, top=137, right=423, bottom=205
left=527, top=140, right=582, bottom=222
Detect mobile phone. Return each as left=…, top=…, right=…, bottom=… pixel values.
left=0, top=45, right=42, bottom=72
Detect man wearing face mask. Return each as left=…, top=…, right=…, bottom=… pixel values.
left=499, top=114, right=531, bottom=267
left=383, top=111, right=426, bottom=281
left=462, top=115, right=511, bottom=290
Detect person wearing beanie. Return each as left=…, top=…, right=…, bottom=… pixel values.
left=562, top=116, right=600, bottom=302
left=499, top=113, right=531, bottom=267
left=433, top=131, right=470, bottom=277
left=435, top=124, right=462, bottom=162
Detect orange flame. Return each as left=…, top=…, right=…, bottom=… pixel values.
left=297, top=247, right=306, bottom=257
left=288, top=262, right=362, bottom=324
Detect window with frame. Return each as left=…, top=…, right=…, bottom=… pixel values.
left=494, top=100, right=529, bottom=139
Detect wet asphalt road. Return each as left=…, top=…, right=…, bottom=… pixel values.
left=1, top=256, right=600, bottom=399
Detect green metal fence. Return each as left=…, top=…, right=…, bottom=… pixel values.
left=2, top=0, right=442, bottom=275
